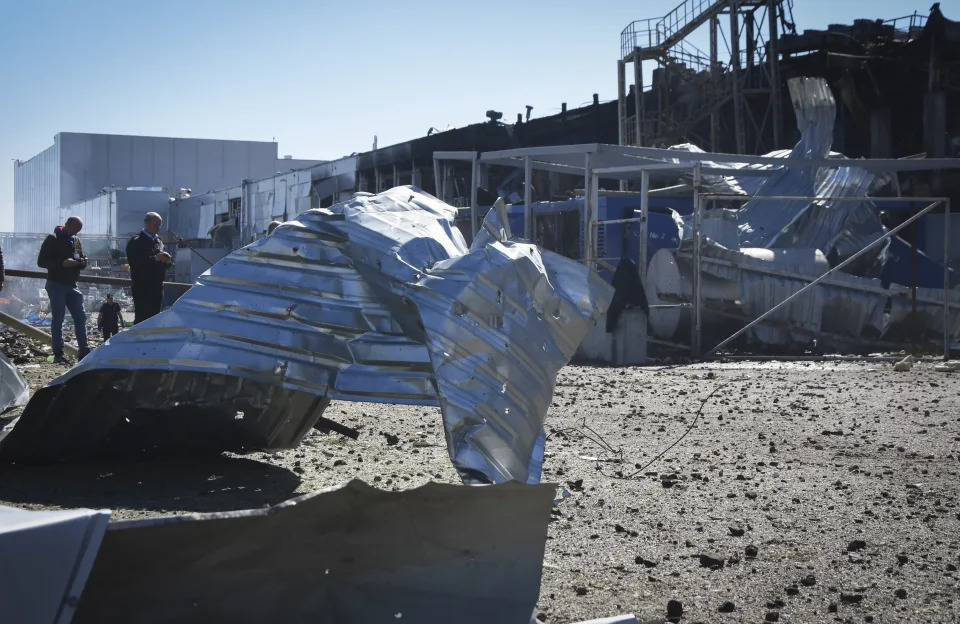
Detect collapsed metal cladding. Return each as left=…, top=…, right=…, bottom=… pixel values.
left=0, top=188, right=612, bottom=484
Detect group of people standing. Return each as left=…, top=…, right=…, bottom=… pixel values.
left=36, top=212, right=172, bottom=364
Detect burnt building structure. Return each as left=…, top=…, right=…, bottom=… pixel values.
left=779, top=5, right=958, bottom=161
left=354, top=94, right=627, bottom=208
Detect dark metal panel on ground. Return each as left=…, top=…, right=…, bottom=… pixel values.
left=74, top=479, right=554, bottom=624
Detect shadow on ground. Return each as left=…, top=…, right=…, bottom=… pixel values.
left=0, top=454, right=301, bottom=514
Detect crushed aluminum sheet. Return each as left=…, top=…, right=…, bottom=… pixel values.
left=0, top=187, right=612, bottom=485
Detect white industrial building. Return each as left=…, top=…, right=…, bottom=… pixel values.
left=167, top=156, right=358, bottom=284
left=13, top=132, right=323, bottom=235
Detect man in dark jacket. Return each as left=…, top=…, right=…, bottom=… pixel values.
left=0, top=241, right=4, bottom=293
left=126, top=212, right=172, bottom=324
left=37, top=216, right=90, bottom=364
left=96, top=294, right=125, bottom=340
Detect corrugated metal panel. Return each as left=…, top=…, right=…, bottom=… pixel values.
left=58, top=190, right=170, bottom=237
left=736, top=78, right=887, bottom=271
left=63, top=194, right=111, bottom=236
left=58, top=133, right=279, bottom=205
left=13, top=138, right=60, bottom=233
left=0, top=352, right=29, bottom=412
left=0, top=504, right=110, bottom=624
left=0, top=187, right=613, bottom=485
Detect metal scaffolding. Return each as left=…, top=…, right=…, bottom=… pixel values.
left=618, top=0, right=787, bottom=154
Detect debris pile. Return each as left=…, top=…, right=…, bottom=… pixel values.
left=0, top=328, right=49, bottom=365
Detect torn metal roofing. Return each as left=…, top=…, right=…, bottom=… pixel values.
left=0, top=187, right=612, bottom=484
left=736, top=77, right=888, bottom=270
left=0, top=351, right=28, bottom=413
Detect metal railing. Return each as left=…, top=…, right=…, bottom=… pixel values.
left=620, top=18, right=661, bottom=58
left=883, top=12, right=927, bottom=33
left=621, top=0, right=726, bottom=59
left=659, top=0, right=720, bottom=44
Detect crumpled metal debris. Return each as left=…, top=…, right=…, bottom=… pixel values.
left=645, top=76, right=960, bottom=351
left=737, top=77, right=888, bottom=272
left=0, top=351, right=29, bottom=413
left=0, top=187, right=612, bottom=484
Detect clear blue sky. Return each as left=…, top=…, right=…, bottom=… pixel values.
left=0, top=0, right=933, bottom=231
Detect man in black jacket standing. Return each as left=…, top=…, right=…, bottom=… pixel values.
left=37, top=216, right=90, bottom=364
left=97, top=293, right=125, bottom=340
left=126, top=212, right=172, bottom=324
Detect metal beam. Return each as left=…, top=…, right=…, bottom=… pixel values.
left=633, top=47, right=643, bottom=146
left=638, top=170, right=650, bottom=280
left=710, top=15, right=720, bottom=151
left=0, top=310, right=79, bottom=358
left=479, top=144, right=601, bottom=162
left=583, top=153, right=595, bottom=266
left=768, top=0, right=783, bottom=147
left=470, top=156, right=480, bottom=239
left=730, top=1, right=746, bottom=154
left=945, top=199, right=952, bottom=361
left=691, top=163, right=704, bottom=357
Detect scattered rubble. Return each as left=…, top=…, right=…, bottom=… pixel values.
left=1, top=346, right=958, bottom=622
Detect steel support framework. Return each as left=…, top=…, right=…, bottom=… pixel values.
left=618, top=0, right=786, bottom=155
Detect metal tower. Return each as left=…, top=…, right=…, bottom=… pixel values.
left=618, top=0, right=791, bottom=154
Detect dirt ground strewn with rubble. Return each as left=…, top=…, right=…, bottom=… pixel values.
left=2, top=329, right=959, bottom=623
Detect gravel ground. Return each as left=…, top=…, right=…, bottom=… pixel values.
left=1, top=331, right=958, bottom=623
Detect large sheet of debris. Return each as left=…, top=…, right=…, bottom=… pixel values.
left=0, top=187, right=612, bottom=484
